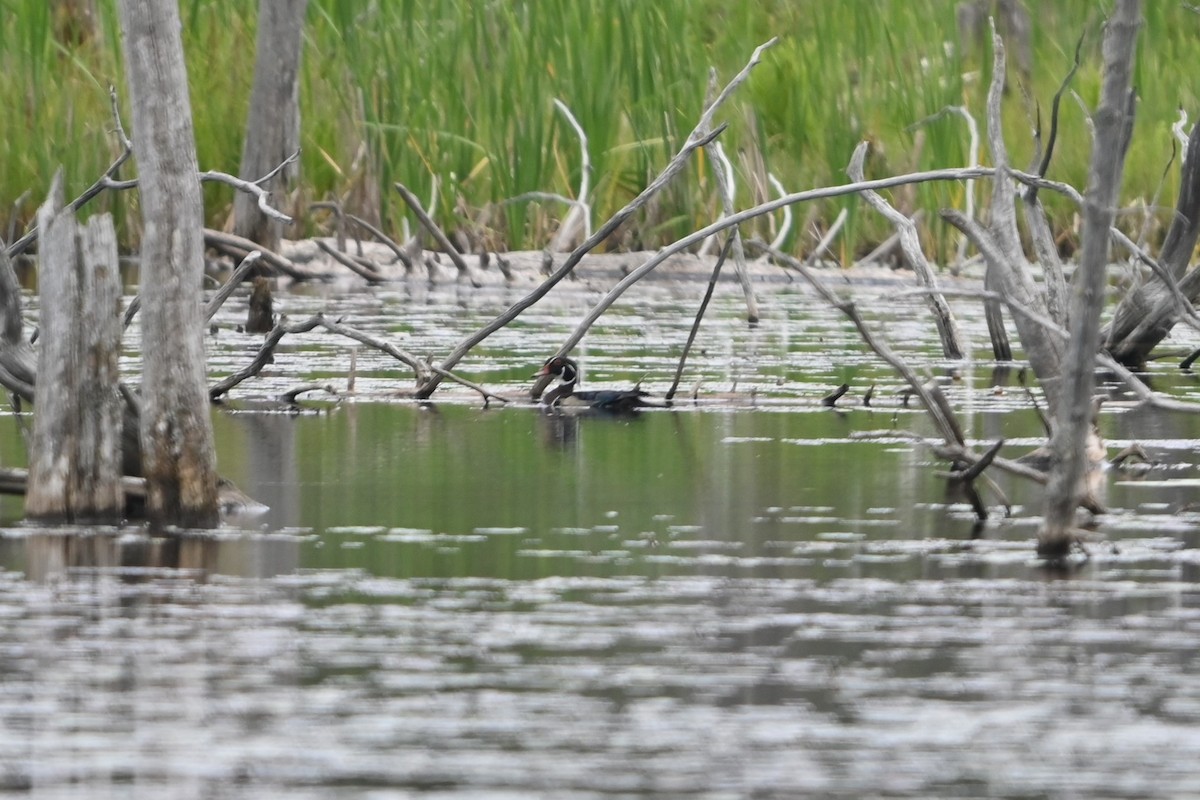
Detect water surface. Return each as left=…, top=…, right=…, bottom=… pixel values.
left=1, top=278, right=1198, bottom=797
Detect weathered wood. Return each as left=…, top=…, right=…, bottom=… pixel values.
left=1103, top=120, right=1200, bottom=367
left=0, top=242, right=36, bottom=402
left=1041, top=0, right=1141, bottom=558
left=25, top=174, right=124, bottom=523
left=393, top=183, right=477, bottom=285
left=233, top=0, right=308, bottom=251
left=246, top=276, right=276, bottom=333
left=703, top=123, right=759, bottom=324
left=847, top=142, right=963, bottom=359
left=118, top=0, right=219, bottom=528
left=426, top=39, right=778, bottom=401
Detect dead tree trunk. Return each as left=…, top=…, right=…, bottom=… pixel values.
left=0, top=252, right=36, bottom=404
left=118, top=0, right=219, bottom=528
left=24, top=174, right=124, bottom=524
left=1102, top=121, right=1200, bottom=368
left=233, top=0, right=308, bottom=252
left=1040, top=0, right=1141, bottom=557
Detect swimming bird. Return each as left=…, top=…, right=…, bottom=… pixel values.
left=536, top=356, right=651, bottom=413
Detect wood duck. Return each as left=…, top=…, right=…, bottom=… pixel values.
left=536, top=356, right=651, bottom=413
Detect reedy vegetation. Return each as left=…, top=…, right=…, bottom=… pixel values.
left=2, top=0, right=1197, bottom=263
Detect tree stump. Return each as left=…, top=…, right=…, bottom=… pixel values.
left=25, top=174, right=124, bottom=524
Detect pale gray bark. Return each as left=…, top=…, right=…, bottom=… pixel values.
left=233, top=0, right=307, bottom=251
left=1102, top=121, right=1200, bottom=367
left=0, top=249, right=36, bottom=401
left=847, top=143, right=963, bottom=359
left=954, top=29, right=1063, bottom=406
left=118, top=0, right=219, bottom=528
left=25, top=174, right=124, bottom=523
left=1041, top=0, right=1141, bottom=557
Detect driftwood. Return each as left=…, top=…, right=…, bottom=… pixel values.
left=205, top=250, right=264, bottom=322
left=547, top=99, right=593, bottom=253
left=25, top=175, right=124, bottom=523
left=345, top=212, right=413, bottom=272
left=394, top=182, right=477, bottom=285
left=204, top=228, right=318, bottom=280
left=314, top=239, right=385, bottom=282
left=209, top=313, right=509, bottom=405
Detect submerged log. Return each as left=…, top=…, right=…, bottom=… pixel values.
left=25, top=175, right=124, bottom=524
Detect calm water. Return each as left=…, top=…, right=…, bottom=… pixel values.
left=1, top=276, right=1199, bottom=798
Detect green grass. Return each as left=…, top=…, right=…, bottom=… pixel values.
left=2, top=0, right=1198, bottom=263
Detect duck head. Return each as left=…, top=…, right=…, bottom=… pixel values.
left=536, top=356, right=579, bottom=383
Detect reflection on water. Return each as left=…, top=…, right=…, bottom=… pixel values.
left=0, top=285, right=1198, bottom=797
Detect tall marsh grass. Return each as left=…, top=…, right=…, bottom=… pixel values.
left=2, top=0, right=1198, bottom=262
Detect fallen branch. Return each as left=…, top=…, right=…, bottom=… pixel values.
left=346, top=213, right=413, bottom=272
left=752, top=239, right=1005, bottom=518
left=203, top=228, right=320, bottom=280
left=199, top=154, right=298, bottom=224
left=209, top=315, right=322, bottom=399
left=314, top=239, right=386, bottom=282
left=280, top=382, right=339, bottom=404
left=205, top=250, right=263, bottom=322
left=665, top=234, right=734, bottom=401
left=393, top=182, right=477, bottom=285
left=210, top=312, right=509, bottom=404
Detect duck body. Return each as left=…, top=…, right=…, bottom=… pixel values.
left=537, top=357, right=651, bottom=413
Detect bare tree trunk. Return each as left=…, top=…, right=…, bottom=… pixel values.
left=233, top=0, right=307, bottom=251
left=1102, top=121, right=1200, bottom=368
left=25, top=174, right=124, bottom=523
left=1040, top=0, right=1141, bottom=557
left=118, top=0, right=219, bottom=528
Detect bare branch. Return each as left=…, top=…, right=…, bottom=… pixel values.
left=549, top=98, right=593, bottom=251
left=848, top=142, right=963, bottom=358
left=205, top=250, right=263, bottom=322
left=314, top=239, right=385, bottom=282
left=6, top=87, right=134, bottom=258
left=210, top=315, right=323, bottom=400
left=421, top=39, right=778, bottom=400
left=665, top=234, right=734, bottom=401
left=346, top=213, right=412, bottom=272
left=393, top=182, right=476, bottom=285
left=203, top=228, right=319, bottom=280
left=704, top=109, right=758, bottom=322
left=199, top=167, right=294, bottom=223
